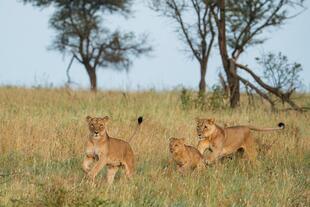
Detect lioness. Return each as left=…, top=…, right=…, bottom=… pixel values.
left=196, top=118, right=285, bottom=164
left=169, top=137, right=205, bottom=173
left=82, top=116, right=143, bottom=184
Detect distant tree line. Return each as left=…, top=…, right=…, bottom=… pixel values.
left=21, top=0, right=306, bottom=110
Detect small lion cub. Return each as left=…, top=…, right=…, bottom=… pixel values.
left=82, top=116, right=135, bottom=184
left=169, top=137, right=205, bottom=173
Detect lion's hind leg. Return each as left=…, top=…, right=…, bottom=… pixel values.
left=106, top=166, right=119, bottom=184
left=243, top=135, right=258, bottom=163
left=123, top=157, right=134, bottom=179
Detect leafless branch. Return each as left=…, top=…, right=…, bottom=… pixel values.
left=237, top=74, right=276, bottom=110
left=167, top=0, right=201, bottom=61
left=236, top=62, right=302, bottom=111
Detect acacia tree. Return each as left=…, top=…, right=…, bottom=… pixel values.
left=211, top=0, right=305, bottom=108
left=22, top=0, right=151, bottom=91
left=258, top=52, right=303, bottom=94
left=150, top=0, right=215, bottom=95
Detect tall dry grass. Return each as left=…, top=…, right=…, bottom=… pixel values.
left=0, top=87, right=309, bottom=206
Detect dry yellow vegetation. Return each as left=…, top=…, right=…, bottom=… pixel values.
left=0, top=87, right=309, bottom=206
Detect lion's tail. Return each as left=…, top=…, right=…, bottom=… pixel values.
left=127, top=116, right=143, bottom=142
left=248, top=122, right=285, bottom=132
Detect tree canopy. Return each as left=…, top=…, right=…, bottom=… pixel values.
left=22, top=0, right=151, bottom=91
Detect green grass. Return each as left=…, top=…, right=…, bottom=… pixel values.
left=0, top=87, right=309, bottom=206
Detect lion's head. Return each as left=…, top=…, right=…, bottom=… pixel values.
left=169, top=137, right=186, bottom=154
left=196, top=118, right=216, bottom=139
left=86, top=116, right=109, bottom=139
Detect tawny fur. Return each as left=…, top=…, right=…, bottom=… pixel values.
left=169, top=137, right=205, bottom=173
left=82, top=116, right=135, bottom=184
left=196, top=118, right=284, bottom=164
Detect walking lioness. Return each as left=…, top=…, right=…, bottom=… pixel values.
left=82, top=116, right=143, bottom=184
left=196, top=118, right=285, bottom=164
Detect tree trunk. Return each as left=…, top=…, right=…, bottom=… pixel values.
left=85, top=63, right=97, bottom=92
left=228, top=75, right=240, bottom=107
left=213, top=0, right=240, bottom=108
left=219, top=73, right=229, bottom=96
left=227, top=59, right=240, bottom=107
left=199, top=61, right=207, bottom=95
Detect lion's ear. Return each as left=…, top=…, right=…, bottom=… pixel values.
left=208, top=118, right=215, bottom=124
left=169, top=137, right=177, bottom=141
left=86, top=116, right=92, bottom=122
left=195, top=118, right=202, bottom=123
left=102, top=116, right=109, bottom=122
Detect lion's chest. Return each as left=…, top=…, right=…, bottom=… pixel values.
left=172, top=152, right=188, bottom=166
left=86, top=142, right=107, bottom=159
left=86, top=142, right=122, bottom=166
left=93, top=146, right=101, bottom=156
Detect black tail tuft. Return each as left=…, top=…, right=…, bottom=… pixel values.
left=138, top=116, right=143, bottom=125
left=278, top=122, right=285, bottom=129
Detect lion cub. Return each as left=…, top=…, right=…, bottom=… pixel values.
left=82, top=116, right=136, bottom=184
left=169, top=137, right=205, bottom=173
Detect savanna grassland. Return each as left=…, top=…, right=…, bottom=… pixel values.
left=0, top=87, right=309, bottom=207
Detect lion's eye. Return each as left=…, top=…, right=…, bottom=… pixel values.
left=204, top=126, right=208, bottom=129
left=100, top=124, right=104, bottom=128
left=90, top=124, right=94, bottom=128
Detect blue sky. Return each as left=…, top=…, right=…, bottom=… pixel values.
left=0, top=0, right=309, bottom=91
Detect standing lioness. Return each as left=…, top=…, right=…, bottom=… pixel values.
left=83, top=116, right=142, bottom=184
left=196, top=118, right=285, bottom=164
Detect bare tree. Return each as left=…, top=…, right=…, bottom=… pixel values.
left=211, top=0, right=305, bottom=108
left=22, top=0, right=151, bottom=91
left=257, top=52, right=303, bottom=94
left=150, top=0, right=215, bottom=95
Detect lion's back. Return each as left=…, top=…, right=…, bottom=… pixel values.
left=224, top=126, right=251, bottom=146
left=186, top=145, right=204, bottom=165
left=108, top=138, right=134, bottom=164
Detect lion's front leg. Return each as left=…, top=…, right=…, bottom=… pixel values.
left=87, top=157, right=107, bottom=181
left=197, top=139, right=210, bottom=155
left=205, top=137, right=225, bottom=165
left=83, top=141, right=95, bottom=173
left=196, top=160, right=206, bottom=171
left=177, top=165, right=186, bottom=175
left=82, top=155, right=94, bottom=173
left=205, top=148, right=223, bottom=165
